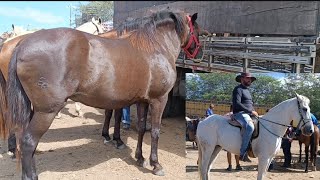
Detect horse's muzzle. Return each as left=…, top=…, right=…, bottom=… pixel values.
left=301, top=126, right=314, bottom=136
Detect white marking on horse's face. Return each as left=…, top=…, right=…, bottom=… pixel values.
left=91, top=17, right=105, bottom=34
left=76, top=20, right=104, bottom=35
left=296, top=94, right=314, bottom=135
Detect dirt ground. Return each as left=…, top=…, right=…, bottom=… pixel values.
left=186, top=140, right=320, bottom=180
left=0, top=101, right=185, bottom=180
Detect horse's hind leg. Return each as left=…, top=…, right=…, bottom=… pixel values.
left=198, top=143, right=219, bottom=180
left=135, top=102, right=148, bottom=167
left=113, top=108, right=125, bottom=149
left=102, top=109, right=112, bottom=144
left=21, top=111, right=56, bottom=180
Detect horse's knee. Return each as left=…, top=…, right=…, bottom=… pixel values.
left=151, top=128, right=160, bottom=139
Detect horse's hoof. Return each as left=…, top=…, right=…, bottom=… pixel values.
left=103, top=139, right=111, bottom=145
left=78, top=113, right=84, bottom=118
left=153, top=168, right=165, bottom=176
left=55, top=114, right=61, bottom=119
left=116, top=144, right=126, bottom=150
left=137, top=159, right=148, bottom=168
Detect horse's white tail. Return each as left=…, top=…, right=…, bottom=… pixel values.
left=198, top=141, right=203, bottom=179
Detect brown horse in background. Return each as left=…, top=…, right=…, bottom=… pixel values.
left=3, top=10, right=202, bottom=179
left=297, top=125, right=319, bottom=172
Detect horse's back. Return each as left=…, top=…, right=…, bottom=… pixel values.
left=196, top=115, right=227, bottom=140
left=197, top=114, right=243, bottom=153
left=11, top=27, right=170, bottom=109
left=0, top=34, right=31, bottom=80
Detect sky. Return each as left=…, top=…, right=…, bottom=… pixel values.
left=0, top=1, right=89, bottom=33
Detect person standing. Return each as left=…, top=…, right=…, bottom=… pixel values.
left=122, top=106, right=131, bottom=130
left=205, top=103, right=215, bottom=117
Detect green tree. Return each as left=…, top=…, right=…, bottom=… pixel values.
left=74, top=1, right=114, bottom=27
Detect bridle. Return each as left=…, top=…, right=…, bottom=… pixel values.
left=92, top=22, right=104, bottom=35
left=295, top=98, right=312, bottom=131
left=257, top=98, right=312, bottom=139
left=182, top=16, right=201, bottom=59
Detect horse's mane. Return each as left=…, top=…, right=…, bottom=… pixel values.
left=299, top=95, right=310, bottom=105
left=266, top=95, right=310, bottom=114
left=113, top=10, right=188, bottom=52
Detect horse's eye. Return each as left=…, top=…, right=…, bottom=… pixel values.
left=302, top=108, right=307, bottom=111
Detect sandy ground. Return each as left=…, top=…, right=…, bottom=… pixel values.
left=0, top=101, right=185, bottom=180
left=186, top=140, right=320, bottom=180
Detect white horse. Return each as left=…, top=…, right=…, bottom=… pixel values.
left=197, top=93, right=314, bottom=180
left=75, top=17, right=105, bottom=35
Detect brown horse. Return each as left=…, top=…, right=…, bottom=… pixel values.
left=297, top=125, right=319, bottom=172
left=0, top=23, right=127, bottom=152
left=3, top=10, right=201, bottom=179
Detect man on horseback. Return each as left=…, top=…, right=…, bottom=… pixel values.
left=232, top=72, right=259, bottom=162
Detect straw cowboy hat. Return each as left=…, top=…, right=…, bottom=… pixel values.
left=235, top=72, right=257, bottom=83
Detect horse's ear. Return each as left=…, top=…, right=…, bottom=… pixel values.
left=191, top=13, right=198, bottom=23
left=98, top=17, right=102, bottom=24
left=295, top=92, right=301, bottom=100
left=92, top=17, right=96, bottom=22
left=12, top=24, right=14, bottom=30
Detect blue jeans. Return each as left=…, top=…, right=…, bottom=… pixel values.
left=122, top=106, right=131, bottom=125
left=234, top=112, right=254, bottom=156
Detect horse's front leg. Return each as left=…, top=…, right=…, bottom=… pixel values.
left=257, top=156, right=273, bottom=180
left=102, top=109, right=113, bottom=144
left=298, top=142, right=302, bottom=162
left=149, top=95, right=168, bottom=176
left=135, top=102, right=149, bottom=168
left=305, top=145, right=309, bottom=172
left=113, top=108, right=125, bottom=149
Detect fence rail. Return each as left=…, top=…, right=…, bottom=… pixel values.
left=186, top=100, right=273, bottom=118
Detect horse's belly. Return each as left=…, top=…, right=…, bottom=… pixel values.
left=217, top=125, right=242, bottom=154
left=69, top=91, right=141, bottom=110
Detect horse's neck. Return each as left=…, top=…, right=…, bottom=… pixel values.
left=261, top=98, right=296, bottom=137
left=155, top=28, right=182, bottom=56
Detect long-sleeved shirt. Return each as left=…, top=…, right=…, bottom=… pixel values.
left=206, top=108, right=214, bottom=117
left=232, top=84, right=254, bottom=114
left=311, top=113, right=318, bottom=125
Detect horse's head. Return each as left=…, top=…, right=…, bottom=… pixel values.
left=11, top=24, right=26, bottom=37
left=294, top=93, right=314, bottom=136
left=91, top=17, right=105, bottom=35
left=181, top=13, right=208, bottom=59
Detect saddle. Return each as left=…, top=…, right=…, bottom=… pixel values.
left=226, top=114, right=260, bottom=158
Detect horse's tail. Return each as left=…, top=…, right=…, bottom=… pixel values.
left=197, top=133, right=203, bottom=179
left=0, top=43, right=8, bottom=139
left=0, top=68, right=8, bottom=139
left=6, top=46, right=32, bottom=161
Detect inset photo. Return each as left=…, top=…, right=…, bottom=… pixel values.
left=186, top=72, right=320, bottom=180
